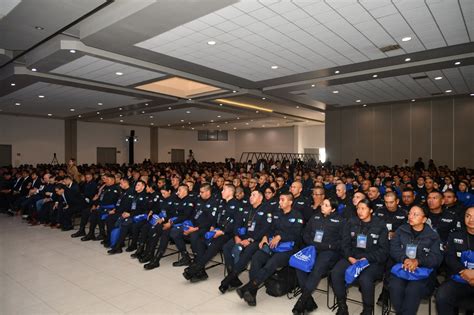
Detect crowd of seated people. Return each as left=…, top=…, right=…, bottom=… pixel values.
left=0, top=157, right=473, bottom=315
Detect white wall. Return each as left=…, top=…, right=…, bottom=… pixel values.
left=0, top=115, right=65, bottom=166
left=77, top=121, right=150, bottom=165
left=298, top=125, right=325, bottom=153
left=157, top=128, right=236, bottom=163
left=234, top=126, right=295, bottom=158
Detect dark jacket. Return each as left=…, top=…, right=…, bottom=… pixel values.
left=303, top=210, right=345, bottom=252
left=444, top=229, right=474, bottom=276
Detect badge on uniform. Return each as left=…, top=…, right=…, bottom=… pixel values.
left=386, top=223, right=392, bottom=231
left=131, top=201, right=137, bottom=210
left=406, top=244, right=417, bottom=259
left=314, top=230, right=324, bottom=243
left=248, top=221, right=256, bottom=232
left=356, top=234, right=367, bottom=249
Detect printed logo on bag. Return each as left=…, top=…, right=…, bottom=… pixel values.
left=294, top=250, right=312, bottom=262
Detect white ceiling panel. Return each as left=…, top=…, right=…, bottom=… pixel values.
left=51, top=55, right=165, bottom=86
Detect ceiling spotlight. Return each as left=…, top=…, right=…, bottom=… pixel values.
left=217, top=125, right=220, bottom=128
left=38, top=95, right=45, bottom=98
left=180, top=119, right=184, bottom=122
left=10, top=83, right=15, bottom=86
left=97, top=102, right=103, bottom=106
left=47, top=113, right=52, bottom=116
left=454, top=61, right=461, bottom=65
left=246, top=122, right=249, bottom=125
left=168, top=107, right=172, bottom=110
left=262, top=97, right=266, bottom=100
left=115, top=72, right=123, bottom=76
left=191, top=127, right=194, bottom=130
left=70, top=108, right=75, bottom=112
left=69, top=49, right=76, bottom=53
left=445, top=89, right=452, bottom=93
left=225, top=121, right=228, bottom=124
left=271, top=65, right=279, bottom=69
left=332, top=90, right=339, bottom=94
left=15, top=102, right=21, bottom=106
left=35, top=26, right=44, bottom=30
left=118, top=108, right=122, bottom=111
left=262, top=125, right=265, bottom=127
left=100, top=117, right=103, bottom=120
left=219, top=103, right=223, bottom=106
left=411, top=99, right=416, bottom=102
left=188, top=122, right=191, bottom=125
left=362, top=104, right=367, bottom=107
left=186, top=111, right=191, bottom=114
left=233, top=127, right=237, bottom=130
left=402, top=36, right=412, bottom=42
left=355, top=100, right=361, bottom=103
left=405, top=58, right=411, bottom=62
left=119, top=119, right=123, bottom=123
left=232, top=90, right=237, bottom=93
left=255, top=110, right=259, bottom=113
left=207, top=40, right=216, bottom=45
left=217, top=115, right=221, bottom=118
left=97, top=111, right=100, bottom=114
left=334, top=70, right=340, bottom=74
left=434, top=76, right=443, bottom=80
left=311, top=84, right=315, bottom=87
left=31, top=68, right=37, bottom=72
left=296, top=106, right=299, bottom=109
left=283, top=116, right=287, bottom=119
left=78, top=115, right=82, bottom=118
left=188, top=98, right=192, bottom=101
left=236, top=117, right=240, bottom=120
left=372, top=74, right=378, bottom=78
left=210, top=120, right=214, bottom=122
left=119, top=114, right=123, bottom=117
left=149, top=115, right=154, bottom=118
left=141, top=111, right=145, bottom=114
left=168, top=124, right=171, bottom=127
left=145, top=103, right=149, bottom=106
left=151, top=123, right=154, bottom=126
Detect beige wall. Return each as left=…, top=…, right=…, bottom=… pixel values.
left=325, top=96, right=474, bottom=168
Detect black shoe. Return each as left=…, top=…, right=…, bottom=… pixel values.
left=95, top=234, right=105, bottom=241
left=7, top=209, right=15, bottom=216
left=243, top=290, right=257, bottom=307
left=183, top=263, right=200, bottom=280
left=131, top=245, right=145, bottom=259
left=107, top=248, right=123, bottom=255
left=125, top=244, right=137, bottom=252
left=376, top=289, right=389, bottom=307
left=61, top=226, right=73, bottom=232
left=172, top=252, right=192, bottom=267
left=336, top=299, right=349, bottom=315
left=236, top=282, right=250, bottom=299
left=306, top=295, right=318, bottom=313
left=144, top=252, right=163, bottom=270
left=139, top=253, right=153, bottom=264
left=292, top=296, right=306, bottom=315
left=190, top=269, right=208, bottom=283
left=81, top=234, right=96, bottom=241
left=71, top=230, right=85, bottom=238
left=103, top=241, right=110, bottom=248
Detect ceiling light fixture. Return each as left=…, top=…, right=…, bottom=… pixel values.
left=311, top=84, right=315, bottom=87
left=120, top=120, right=124, bottom=123
left=402, top=36, right=412, bottom=42
left=262, top=97, right=266, bottom=100
left=207, top=40, right=216, bottom=45
left=97, top=102, right=103, bottom=106
left=362, top=104, right=367, bottom=107
left=210, top=120, right=214, bottom=122
left=334, top=70, right=340, bottom=74
left=10, top=83, right=15, bottom=86
left=355, top=100, right=361, bottom=103
left=145, top=103, right=149, bottom=106
left=332, top=90, right=339, bottom=94
left=47, top=113, right=52, bottom=116
left=246, top=122, right=249, bottom=125
left=35, top=26, right=44, bottom=30
left=119, top=107, right=122, bottom=110
left=296, top=106, right=299, bottom=109
left=434, top=76, right=443, bottom=80
left=217, top=115, right=221, bottom=118
left=119, top=114, right=123, bottom=117
left=141, top=111, right=145, bottom=114
left=232, top=90, right=237, bottom=93
left=151, top=123, right=154, bottom=126
left=15, top=102, right=20, bottom=106
left=180, top=119, right=184, bottom=122
left=31, top=68, right=37, bottom=72
left=445, top=89, right=452, bottom=93
left=38, top=95, right=45, bottom=98
left=405, top=58, right=411, bottom=62
left=78, top=115, right=82, bottom=118
left=233, top=127, right=237, bottom=130
left=70, top=108, right=75, bottom=112
left=97, top=111, right=100, bottom=114
left=168, top=124, right=171, bottom=127
left=186, top=111, right=191, bottom=114
left=236, top=117, right=240, bottom=120
left=454, top=61, right=461, bottom=65
left=168, top=107, right=172, bottom=110
left=100, top=117, right=103, bottom=120
left=215, top=99, right=273, bottom=113
left=69, top=49, right=76, bottom=53
left=115, top=72, right=123, bottom=76
left=372, top=74, right=378, bottom=78
left=271, top=65, right=279, bottom=69
left=411, top=99, right=416, bottom=102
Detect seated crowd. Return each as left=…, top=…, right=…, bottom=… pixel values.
left=0, top=157, right=473, bottom=315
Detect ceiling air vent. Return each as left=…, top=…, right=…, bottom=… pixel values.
left=431, top=92, right=443, bottom=96
left=412, top=75, right=429, bottom=80
left=379, top=44, right=401, bottom=52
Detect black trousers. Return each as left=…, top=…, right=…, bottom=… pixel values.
left=436, top=279, right=474, bottom=315
left=191, top=234, right=232, bottom=268
left=223, top=240, right=260, bottom=274
left=58, top=205, right=82, bottom=229
left=78, top=207, right=91, bottom=232
left=331, top=259, right=384, bottom=308
left=105, top=213, right=121, bottom=240
left=169, top=228, right=200, bottom=253
left=129, top=220, right=147, bottom=247
left=112, top=218, right=134, bottom=249
left=88, top=209, right=105, bottom=236
left=37, top=201, right=54, bottom=223
left=389, top=273, right=436, bottom=315
left=296, top=250, right=340, bottom=293
left=249, top=249, right=294, bottom=285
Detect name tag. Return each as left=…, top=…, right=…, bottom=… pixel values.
left=248, top=221, right=256, bottom=232
left=314, top=230, right=324, bottom=243
left=357, top=234, right=367, bottom=249
left=386, top=223, right=392, bottom=231
left=406, top=244, right=417, bottom=259
left=131, top=201, right=137, bottom=210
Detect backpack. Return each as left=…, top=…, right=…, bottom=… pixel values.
left=264, top=267, right=297, bottom=297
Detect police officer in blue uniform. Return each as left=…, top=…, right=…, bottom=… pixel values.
left=219, top=190, right=271, bottom=293
left=331, top=198, right=389, bottom=315
left=107, top=180, right=149, bottom=254
left=427, top=191, right=460, bottom=245
left=436, top=207, right=474, bottom=315
left=170, top=183, right=215, bottom=267
left=262, top=186, right=279, bottom=214
left=184, top=184, right=241, bottom=282
left=81, top=174, right=120, bottom=241
left=290, top=181, right=312, bottom=222
left=389, top=205, right=443, bottom=315
left=236, top=192, right=304, bottom=307
left=292, top=198, right=345, bottom=314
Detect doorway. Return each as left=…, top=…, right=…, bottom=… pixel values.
left=97, top=147, right=117, bottom=165
left=171, top=149, right=185, bottom=163
left=0, top=144, right=12, bottom=167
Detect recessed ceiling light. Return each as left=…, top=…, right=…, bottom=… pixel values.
left=100, top=117, right=104, bottom=120
left=445, top=89, right=452, bottom=93
left=411, top=99, right=416, bottom=102
left=180, top=119, right=184, bottom=122
left=97, top=102, right=103, bottom=106
left=168, top=124, right=171, bottom=127
left=70, top=108, right=75, bottom=112
left=217, top=125, right=220, bottom=128
left=15, top=102, right=21, bottom=106
left=362, top=104, right=367, bottom=107
left=372, top=74, right=378, bottom=78
left=191, top=127, right=194, bottom=130
left=311, top=84, right=315, bottom=87
left=10, top=83, right=15, bottom=86
left=262, top=125, right=265, bottom=127
left=296, top=106, right=299, bottom=109
left=255, top=110, right=259, bottom=113
left=119, top=114, right=123, bottom=117
left=78, top=115, right=82, bottom=118
left=35, top=26, right=44, bottom=30
left=283, top=116, right=287, bottom=119
left=47, top=113, right=52, bottom=116
left=405, top=58, right=411, bottom=62
left=356, top=100, right=361, bottom=103
left=236, top=117, right=240, bottom=120
left=233, top=127, right=237, bottom=130
left=262, top=97, right=266, bottom=100
left=332, top=90, right=339, bottom=94
left=207, top=40, right=216, bottom=45
left=149, top=115, right=154, bottom=118
left=38, top=95, right=45, bottom=98
left=97, top=111, right=100, bottom=114
left=151, top=123, right=154, bottom=126
left=232, top=90, right=237, bottom=93
left=334, top=70, right=340, bottom=74
left=119, top=107, right=122, bottom=110
left=250, top=120, right=254, bottom=122
left=168, top=107, right=172, bottom=110
left=120, top=119, right=123, bottom=123
left=182, top=126, right=185, bottom=128
left=188, top=98, right=192, bottom=101
left=470, top=93, right=474, bottom=96
left=69, top=49, right=76, bottom=53
left=434, top=76, right=443, bottom=80
left=402, top=36, right=412, bottom=42
left=225, top=121, right=228, bottom=124
left=246, top=122, right=249, bottom=125
left=31, top=68, right=37, bottom=72
left=186, top=111, right=191, bottom=114
left=271, top=65, right=279, bottom=69
left=188, top=122, right=191, bottom=125
left=217, top=115, right=221, bottom=118
left=141, top=111, right=145, bottom=114
left=210, top=120, right=214, bottom=122
left=115, top=72, right=123, bottom=76
left=454, top=61, right=461, bottom=65
left=219, top=103, right=223, bottom=106
left=145, top=103, right=149, bottom=106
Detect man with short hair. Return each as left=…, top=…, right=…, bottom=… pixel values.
left=427, top=191, right=460, bottom=245
left=368, top=186, right=384, bottom=212
left=400, top=187, right=416, bottom=213
left=290, top=181, right=312, bottom=221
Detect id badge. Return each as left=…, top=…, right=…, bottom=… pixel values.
left=406, top=244, right=417, bottom=259
left=386, top=223, right=392, bottom=231
left=131, top=201, right=137, bottom=210
left=356, top=234, right=367, bottom=249
left=248, top=221, right=256, bottom=232
left=100, top=193, right=104, bottom=201
left=314, top=230, right=324, bottom=243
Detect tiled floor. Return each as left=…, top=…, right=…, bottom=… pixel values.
left=0, top=217, right=433, bottom=314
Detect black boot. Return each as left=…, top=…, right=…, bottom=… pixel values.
left=172, top=252, right=192, bottom=267
left=139, top=252, right=154, bottom=264
left=242, top=281, right=258, bottom=307
left=81, top=233, right=96, bottom=241
left=306, top=294, right=318, bottom=313
left=144, top=252, right=163, bottom=270
left=336, top=298, right=349, bottom=315
left=190, top=268, right=208, bottom=283
left=376, top=288, right=389, bottom=307
left=95, top=234, right=105, bottom=241
left=236, top=282, right=251, bottom=299
left=183, top=263, right=200, bottom=280
left=360, top=304, right=373, bottom=315
left=71, top=230, right=85, bottom=238
left=130, top=244, right=145, bottom=259
left=107, top=247, right=123, bottom=255
left=126, top=243, right=137, bottom=252
left=219, top=273, right=237, bottom=294
left=292, top=294, right=307, bottom=315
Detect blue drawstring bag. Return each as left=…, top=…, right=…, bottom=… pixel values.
left=205, top=228, right=220, bottom=240
left=99, top=204, right=115, bottom=220
left=133, top=214, right=147, bottom=223
left=289, top=245, right=317, bottom=273
left=110, top=227, right=121, bottom=247
left=100, top=213, right=109, bottom=220
left=345, top=259, right=370, bottom=285
left=238, top=227, right=247, bottom=236
left=149, top=214, right=160, bottom=226
left=451, top=250, right=474, bottom=284
left=232, top=244, right=243, bottom=264
left=158, top=210, right=167, bottom=219
left=391, top=263, right=433, bottom=281
left=169, top=216, right=178, bottom=223
left=173, top=220, right=193, bottom=231
left=270, top=238, right=295, bottom=253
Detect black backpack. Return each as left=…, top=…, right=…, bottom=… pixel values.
left=264, top=267, right=297, bottom=297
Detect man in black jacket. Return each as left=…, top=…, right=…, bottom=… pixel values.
left=54, top=184, right=87, bottom=231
